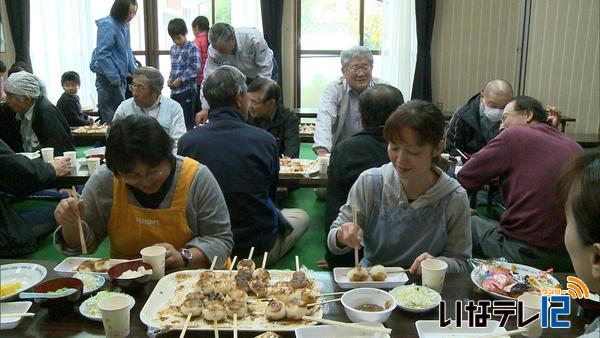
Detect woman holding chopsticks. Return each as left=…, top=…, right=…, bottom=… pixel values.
left=53, top=114, right=233, bottom=269
left=327, top=100, right=472, bottom=274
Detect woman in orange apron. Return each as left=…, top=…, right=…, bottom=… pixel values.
left=54, top=115, right=233, bottom=269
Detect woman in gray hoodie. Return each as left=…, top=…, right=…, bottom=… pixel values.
left=327, top=100, right=472, bottom=274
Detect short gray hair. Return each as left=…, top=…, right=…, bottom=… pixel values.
left=340, top=46, right=373, bottom=69
left=134, top=66, right=164, bottom=91
left=208, top=23, right=236, bottom=46
left=202, top=65, right=247, bottom=108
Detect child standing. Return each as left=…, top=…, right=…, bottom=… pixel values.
left=192, top=16, right=210, bottom=112
left=56, top=71, right=95, bottom=126
left=167, top=18, right=200, bottom=130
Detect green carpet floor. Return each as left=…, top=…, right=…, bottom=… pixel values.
left=17, top=143, right=330, bottom=271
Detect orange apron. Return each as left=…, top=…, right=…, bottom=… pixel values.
left=108, top=157, right=199, bottom=259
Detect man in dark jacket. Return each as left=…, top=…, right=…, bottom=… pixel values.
left=323, top=84, right=404, bottom=268
left=3, top=71, right=75, bottom=155
left=247, top=77, right=300, bottom=158
left=178, top=66, right=309, bottom=265
left=445, top=79, right=512, bottom=158
left=0, top=139, right=71, bottom=256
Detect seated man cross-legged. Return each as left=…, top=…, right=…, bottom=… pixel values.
left=178, top=65, right=309, bottom=266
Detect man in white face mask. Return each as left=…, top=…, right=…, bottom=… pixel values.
left=445, top=79, right=513, bottom=158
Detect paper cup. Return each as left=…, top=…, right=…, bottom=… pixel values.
left=87, top=157, right=101, bottom=175
left=517, top=293, right=543, bottom=337
left=318, top=155, right=330, bottom=175
left=98, top=294, right=132, bottom=338
left=140, top=245, right=166, bottom=280
left=421, top=258, right=448, bottom=293
left=41, top=147, right=54, bottom=162
left=63, top=151, right=77, bottom=167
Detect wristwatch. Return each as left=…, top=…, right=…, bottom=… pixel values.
left=180, top=248, right=193, bottom=267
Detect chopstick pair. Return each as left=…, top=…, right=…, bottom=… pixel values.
left=72, top=186, right=87, bottom=255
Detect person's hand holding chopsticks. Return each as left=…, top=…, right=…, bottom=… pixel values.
left=54, top=197, right=87, bottom=252
left=335, top=222, right=363, bottom=249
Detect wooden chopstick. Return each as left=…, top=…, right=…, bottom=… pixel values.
left=307, top=298, right=341, bottom=307
left=73, top=186, right=87, bottom=255
left=319, top=291, right=346, bottom=297
left=352, top=204, right=359, bottom=267
left=0, top=312, right=35, bottom=317
left=302, top=316, right=392, bottom=334
left=477, top=327, right=528, bottom=338
left=179, top=313, right=192, bottom=338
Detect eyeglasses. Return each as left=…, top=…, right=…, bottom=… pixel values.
left=128, top=84, right=147, bottom=92
left=122, top=167, right=167, bottom=185
left=347, top=64, right=372, bottom=74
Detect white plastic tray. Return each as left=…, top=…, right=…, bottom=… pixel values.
left=333, top=267, right=408, bottom=289
left=54, top=257, right=127, bottom=278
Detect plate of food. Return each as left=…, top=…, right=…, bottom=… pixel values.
left=140, top=268, right=324, bottom=333
left=471, top=260, right=561, bottom=300
left=279, top=157, right=318, bottom=177
left=299, top=124, right=315, bottom=135
left=415, top=320, right=508, bottom=337
left=72, top=124, right=109, bottom=135
left=390, top=284, right=441, bottom=313
left=333, top=265, right=409, bottom=289
left=79, top=290, right=135, bottom=321
left=54, top=257, right=128, bottom=278
left=0, top=263, right=47, bottom=301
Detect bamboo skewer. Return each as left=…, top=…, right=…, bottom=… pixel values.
left=233, top=313, right=238, bottom=338
left=352, top=204, right=359, bottom=267
left=261, top=252, right=268, bottom=269
left=213, top=319, right=219, bottom=338
left=247, top=247, right=255, bottom=260
left=179, top=313, right=192, bottom=338
left=209, top=256, right=218, bottom=270
left=229, top=256, right=237, bottom=272
left=478, top=328, right=528, bottom=338
left=319, top=291, right=346, bottom=297
left=307, top=298, right=341, bottom=307
left=295, top=255, right=300, bottom=272
left=73, top=186, right=87, bottom=255
left=302, top=316, right=392, bottom=334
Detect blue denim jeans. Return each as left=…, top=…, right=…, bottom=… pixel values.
left=171, top=88, right=196, bottom=130
left=18, top=206, right=58, bottom=241
left=97, top=74, right=126, bottom=123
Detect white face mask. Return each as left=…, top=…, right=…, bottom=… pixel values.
left=483, top=104, right=503, bottom=122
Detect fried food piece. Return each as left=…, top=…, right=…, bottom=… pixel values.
left=237, top=259, right=256, bottom=273
left=202, top=302, right=226, bottom=322
left=370, top=264, right=387, bottom=281
left=347, top=266, right=368, bottom=282
left=285, top=299, right=308, bottom=321
left=265, top=300, right=286, bottom=321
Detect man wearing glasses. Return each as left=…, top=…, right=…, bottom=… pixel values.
left=313, top=46, right=386, bottom=157
left=113, top=67, right=186, bottom=154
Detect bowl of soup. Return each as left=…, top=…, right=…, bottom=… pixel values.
left=341, top=287, right=396, bottom=323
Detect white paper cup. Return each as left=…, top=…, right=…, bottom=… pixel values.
left=421, top=258, right=448, bottom=293
left=86, top=157, right=101, bottom=175
left=98, top=294, right=132, bottom=338
left=41, top=147, right=54, bottom=162
left=318, top=155, right=330, bottom=175
left=63, top=151, right=77, bottom=167
left=517, top=293, right=543, bottom=337
left=140, top=245, right=166, bottom=280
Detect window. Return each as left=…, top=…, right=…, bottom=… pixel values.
left=298, top=0, right=383, bottom=108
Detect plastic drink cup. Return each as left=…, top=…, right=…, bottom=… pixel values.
left=140, top=245, right=166, bottom=280
left=421, top=258, right=448, bottom=293
left=86, top=157, right=100, bottom=175
left=63, top=151, right=77, bottom=167
left=41, top=147, right=54, bottom=162
left=318, top=155, right=330, bottom=175
left=98, top=294, right=132, bottom=338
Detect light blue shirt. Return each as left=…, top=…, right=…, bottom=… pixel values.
left=113, top=95, right=186, bottom=154
left=15, top=103, right=40, bottom=152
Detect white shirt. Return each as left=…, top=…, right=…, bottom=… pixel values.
left=113, top=95, right=186, bottom=154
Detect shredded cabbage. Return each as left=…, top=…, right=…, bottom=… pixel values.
left=73, top=273, right=101, bottom=291
left=391, top=284, right=439, bottom=309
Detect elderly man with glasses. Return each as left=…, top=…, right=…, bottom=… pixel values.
left=313, top=46, right=387, bottom=157
left=113, top=66, right=186, bottom=154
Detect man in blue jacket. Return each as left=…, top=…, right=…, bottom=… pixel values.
left=178, top=66, right=309, bottom=265
left=89, top=0, right=138, bottom=123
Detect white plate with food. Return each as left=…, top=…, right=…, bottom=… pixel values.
left=295, top=322, right=389, bottom=338
left=333, top=266, right=409, bottom=289
left=79, top=291, right=135, bottom=321
left=0, top=301, right=33, bottom=330
left=54, top=257, right=128, bottom=278
left=471, top=260, right=561, bottom=300
left=390, top=284, right=441, bottom=313
left=0, top=263, right=47, bottom=301
left=415, top=320, right=508, bottom=338
left=72, top=272, right=105, bottom=295
left=140, top=269, right=323, bottom=333
left=279, top=157, right=319, bottom=177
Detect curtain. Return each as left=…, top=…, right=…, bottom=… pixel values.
left=260, top=0, right=283, bottom=86
left=5, top=0, right=32, bottom=69
left=411, top=0, right=436, bottom=101
left=381, top=0, right=417, bottom=100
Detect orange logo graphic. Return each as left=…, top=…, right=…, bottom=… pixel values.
left=565, top=276, right=590, bottom=299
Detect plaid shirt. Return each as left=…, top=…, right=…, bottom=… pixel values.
left=169, top=41, right=200, bottom=94
left=194, top=32, right=209, bottom=85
